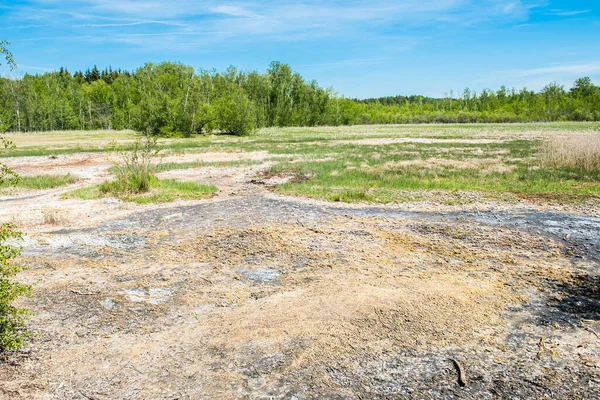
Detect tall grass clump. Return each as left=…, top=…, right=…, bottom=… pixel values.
left=539, top=133, right=600, bottom=171
left=103, top=135, right=162, bottom=195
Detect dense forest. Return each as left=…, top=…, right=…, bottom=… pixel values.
left=1, top=61, right=599, bottom=136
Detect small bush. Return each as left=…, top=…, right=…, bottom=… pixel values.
left=107, top=135, right=162, bottom=195
left=539, top=133, right=600, bottom=171
left=1, top=135, right=19, bottom=185
left=0, top=135, right=31, bottom=352
left=0, top=223, right=31, bottom=352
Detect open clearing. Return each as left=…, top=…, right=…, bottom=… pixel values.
left=1, top=123, right=600, bottom=399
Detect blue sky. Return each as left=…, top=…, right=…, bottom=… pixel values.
left=1, top=0, right=599, bottom=98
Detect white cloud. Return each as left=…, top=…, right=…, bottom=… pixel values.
left=72, top=20, right=188, bottom=28
left=16, top=64, right=54, bottom=72
left=550, top=9, right=590, bottom=17
left=476, top=62, right=600, bottom=91
left=208, top=5, right=258, bottom=18
left=24, top=0, right=539, bottom=25
left=508, top=63, right=600, bottom=78
left=297, top=57, right=395, bottom=68
left=7, top=0, right=544, bottom=51
left=0, top=24, right=50, bottom=30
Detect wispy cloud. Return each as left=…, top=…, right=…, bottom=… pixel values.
left=208, top=5, right=258, bottom=18
left=550, top=9, right=590, bottom=17
left=479, top=61, right=600, bottom=90
left=12, top=35, right=96, bottom=43
left=72, top=20, right=188, bottom=28
left=18, top=0, right=541, bottom=36
left=0, top=24, right=50, bottom=30
left=507, top=62, right=600, bottom=78
left=298, top=57, right=396, bottom=68
left=15, top=64, right=55, bottom=73
left=1, top=1, right=550, bottom=56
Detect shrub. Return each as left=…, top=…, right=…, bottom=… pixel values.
left=1, top=135, right=19, bottom=185
left=107, top=135, right=162, bottom=195
left=0, top=53, right=32, bottom=353
left=0, top=223, right=31, bottom=352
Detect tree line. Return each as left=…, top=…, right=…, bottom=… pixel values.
left=1, top=61, right=599, bottom=136
left=349, top=80, right=600, bottom=124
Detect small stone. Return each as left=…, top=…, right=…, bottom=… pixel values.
left=101, top=298, right=115, bottom=310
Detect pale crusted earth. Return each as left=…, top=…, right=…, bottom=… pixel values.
left=0, top=148, right=600, bottom=399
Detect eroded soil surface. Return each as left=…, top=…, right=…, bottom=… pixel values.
left=1, top=151, right=600, bottom=399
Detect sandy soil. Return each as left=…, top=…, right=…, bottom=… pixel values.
left=0, top=151, right=599, bottom=399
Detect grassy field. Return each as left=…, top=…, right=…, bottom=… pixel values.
left=3, top=122, right=599, bottom=157
left=269, top=138, right=600, bottom=203
left=3, top=122, right=600, bottom=203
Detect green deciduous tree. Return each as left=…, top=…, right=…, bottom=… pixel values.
left=1, top=59, right=600, bottom=133
left=213, top=83, right=256, bottom=136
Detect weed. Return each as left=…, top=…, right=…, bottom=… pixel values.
left=107, top=135, right=162, bottom=194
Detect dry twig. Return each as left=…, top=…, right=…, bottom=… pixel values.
left=70, top=289, right=100, bottom=296
left=449, top=358, right=467, bottom=387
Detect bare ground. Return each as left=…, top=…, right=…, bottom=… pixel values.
left=1, top=151, right=600, bottom=399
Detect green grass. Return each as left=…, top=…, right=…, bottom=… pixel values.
left=0, top=174, right=78, bottom=190
left=5, top=123, right=600, bottom=204
left=67, top=176, right=217, bottom=204
left=267, top=139, right=600, bottom=203
left=3, top=122, right=598, bottom=158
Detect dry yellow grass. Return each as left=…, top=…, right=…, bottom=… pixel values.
left=540, top=132, right=600, bottom=171
left=40, top=207, right=72, bottom=225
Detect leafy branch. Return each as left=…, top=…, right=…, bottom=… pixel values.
left=0, top=40, right=16, bottom=71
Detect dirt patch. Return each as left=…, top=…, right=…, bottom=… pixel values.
left=1, top=140, right=600, bottom=398
left=5, top=214, right=598, bottom=399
